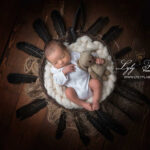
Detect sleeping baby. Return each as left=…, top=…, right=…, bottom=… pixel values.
left=44, top=40, right=104, bottom=111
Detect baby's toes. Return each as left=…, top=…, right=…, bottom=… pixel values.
left=92, top=103, right=100, bottom=110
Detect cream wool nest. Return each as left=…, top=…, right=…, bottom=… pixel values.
left=44, top=36, right=116, bottom=109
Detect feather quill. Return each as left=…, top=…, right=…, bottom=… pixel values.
left=16, top=42, right=44, bottom=58
left=102, top=26, right=123, bottom=44
left=56, top=111, right=67, bottom=139
left=87, top=17, right=109, bottom=36
left=95, top=110, right=127, bottom=135
left=33, top=18, right=51, bottom=44
left=85, top=112, right=114, bottom=141
left=51, top=10, right=66, bottom=38
left=16, top=99, right=47, bottom=120
left=7, top=73, right=37, bottom=84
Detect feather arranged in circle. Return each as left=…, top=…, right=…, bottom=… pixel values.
left=74, top=113, right=90, bottom=146
left=86, top=17, right=109, bottom=36
left=16, top=99, right=48, bottom=120
left=72, top=1, right=86, bottom=32
left=114, top=87, right=142, bottom=105
left=115, top=47, right=132, bottom=59
left=102, top=25, right=123, bottom=44
left=16, top=42, right=44, bottom=58
left=56, top=111, right=67, bottom=139
left=51, top=10, right=66, bottom=38
left=85, top=112, right=114, bottom=141
left=67, top=2, right=86, bottom=43
left=78, top=1, right=86, bottom=32
left=109, top=100, right=137, bottom=121
left=116, top=83, right=150, bottom=106
left=95, top=110, right=127, bottom=135
left=33, top=18, right=52, bottom=44
left=7, top=73, right=37, bottom=84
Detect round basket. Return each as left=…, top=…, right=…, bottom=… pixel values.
left=39, top=34, right=118, bottom=112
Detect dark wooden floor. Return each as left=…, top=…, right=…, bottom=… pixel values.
left=0, top=0, right=150, bottom=150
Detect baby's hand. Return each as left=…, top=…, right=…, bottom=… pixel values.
left=62, top=64, right=75, bottom=75
left=96, top=58, right=105, bottom=65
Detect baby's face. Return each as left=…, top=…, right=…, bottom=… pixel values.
left=46, top=46, right=71, bottom=69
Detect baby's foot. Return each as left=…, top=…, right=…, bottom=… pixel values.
left=82, top=102, right=93, bottom=111
left=92, top=101, right=100, bottom=110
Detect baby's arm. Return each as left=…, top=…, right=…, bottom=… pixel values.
left=53, top=70, right=69, bottom=85
left=52, top=64, right=75, bottom=85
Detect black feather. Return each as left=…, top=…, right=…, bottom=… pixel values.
left=109, top=100, right=137, bottom=121
left=67, top=27, right=77, bottom=44
left=115, top=47, right=132, bottom=59
left=74, top=114, right=90, bottom=146
left=102, top=26, right=123, bottom=44
left=16, top=99, right=47, bottom=120
left=51, top=10, right=66, bottom=38
left=85, top=112, right=114, bottom=141
left=72, top=1, right=85, bottom=32
left=16, top=42, right=44, bottom=58
left=33, top=18, right=51, bottom=44
left=69, top=4, right=82, bottom=43
left=66, top=27, right=73, bottom=44
left=56, top=111, right=67, bottom=139
left=72, top=4, right=81, bottom=30
left=78, top=1, right=86, bottom=32
left=7, top=73, right=37, bottom=84
left=95, top=110, right=127, bottom=135
left=114, top=84, right=143, bottom=105
left=67, top=2, right=86, bottom=44
left=87, top=17, right=109, bottom=36
left=116, top=83, right=150, bottom=106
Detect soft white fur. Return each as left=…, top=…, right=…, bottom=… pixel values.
left=44, top=36, right=116, bottom=109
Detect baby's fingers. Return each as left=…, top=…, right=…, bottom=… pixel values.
left=70, top=65, right=75, bottom=70
left=69, top=64, right=75, bottom=67
left=69, top=66, right=75, bottom=72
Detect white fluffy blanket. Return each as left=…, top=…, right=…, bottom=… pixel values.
left=44, top=36, right=116, bottom=109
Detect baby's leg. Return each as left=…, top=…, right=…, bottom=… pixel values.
left=89, top=79, right=102, bottom=110
left=65, top=87, right=93, bottom=111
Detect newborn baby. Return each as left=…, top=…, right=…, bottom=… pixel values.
left=44, top=40, right=104, bottom=111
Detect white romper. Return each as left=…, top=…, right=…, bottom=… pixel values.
left=50, top=51, right=93, bottom=100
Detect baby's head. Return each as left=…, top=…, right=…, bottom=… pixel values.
left=44, top=40, right=71, bottom=69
